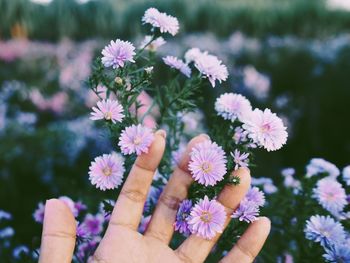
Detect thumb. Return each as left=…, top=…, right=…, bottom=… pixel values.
left=39, top=199, right=76, bottom=263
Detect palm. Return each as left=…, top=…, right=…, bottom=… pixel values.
left=39, top=132, right=270, bottom=263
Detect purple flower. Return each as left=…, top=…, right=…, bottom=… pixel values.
left=242, top=108, right=288, bottom=152
left=244, top=187, right=265, bottom=207
left=90, top=99, right=124, bottom=124
left=231, top=149, right=249, bottom=170
left=89, top=152, right=125, bottom=191
left=140, top=36, right=165, bottom=51
left=101, top=39, right=135, bottom=69
left=74, top=201, right=87, bottom=215
left=163, top=56, right=191, bottom=78
left=231, top=200, right=260, bottom=223
left=33, top=202, right=45, bottom=223
left=184, top=48, right=202, bottom=63
left=323, top=244, right=350, bottom=262
left=194, top=52, right=228, bottom=87
left=188, top=140, right=227, bottom=186
left=304, top=215, right=346, bottom=247
left=174, top=199, right=192, bottom=236
left=58, top=196, right=79, bottom=217
left=12, top=245, right=30, bottom=259
left=138, top=215, right=151, bottom=233
left=187, top=196, right=226, bottom=239
left=215, top=93, right=252, bottom=122
left=144, top=186, right=163, bottom=213
left=0, top=210, right=12, bottom=221
left=78, top=213, right=104, bottom=237
left=77, top=236, right=101, bottom=261
left=313, top=178, right=347, bottom=214
left=118, top=124, right=154, bottom=155
left=233, top=126, right=248, bottom=144
left=306, top=158, right=340, bottom=178
left=142, top=8, right=179, bottom=36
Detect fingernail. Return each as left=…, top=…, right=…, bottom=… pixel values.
left=156, top=129, right=167, bottom=138
left=199, top=133, right=210, bottom=140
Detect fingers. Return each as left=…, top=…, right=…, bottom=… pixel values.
left=144, top=134, right=210, bottom=243
left=219, top=217, right=271, bottom=263
left=176, top=168, right=251, bottom=263
left=108, top=130, right=166, bottom=230
left=39, top=199, right=76, bottom=263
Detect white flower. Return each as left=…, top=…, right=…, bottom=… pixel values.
left=163, top=56, right=191, bottom=78
left=306, top=158, right=340, bottom=178
left=242, top=108, right=288, bottom=151
left=342, top=165, right=350, bottom=185
left=140, top=35, right=166, bottom=51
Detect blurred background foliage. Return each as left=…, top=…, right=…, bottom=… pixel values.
left=1, top=0, right=350, bottom=261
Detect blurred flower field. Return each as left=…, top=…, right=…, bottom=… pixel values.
left=1, top=0, right=350, bottom=262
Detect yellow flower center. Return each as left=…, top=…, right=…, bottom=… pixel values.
left=104, top=111, right=112, bottom=120
left=103, top=167, right=112, bottom=177
left=201, top=162, right=212, bottom=174
left=200, top=211, right=212, bottom=223
left=133, top=136, right=142, bottom=145
left=261, top=123, right=271, bottom=133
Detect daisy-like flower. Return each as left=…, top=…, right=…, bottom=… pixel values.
left=118, top=124, right=154, bottom=155
left=101, top=39, right=135, bottom=69
left=184, top=47, right=202, bottom=63
left=233, top=126, right=248, bottom=144
left=140, top=36, right=166, bottom=51
left=78, top=213, right=104, bottom=236
left=59, top=196, right=79, bottom=217
left=231, top=149, right=249, bottom=170
left=33, top=202, right=45, bottom=223
left=244, top=187, right=265, bottom=207
left=163, top=56, right=191, bottom=78
left=142, top=8, right=179, bottom=36
left=215, top=93, right=252, bottom=122
left=304, top=215, right=346, bottom=246
left=138, top=215, right=151, bottom=233
left=306, top=158, right=340, bottom=178
left=174, top=199, right=192, bottom=236
left=90, top=99, right=124, bottom=124
left=242, top=108, right=288, bottom=152
left=187, top=196, right=226, bottom=239
left=252, top=177, right=278, bottom=194
left=313, top=178, right=347, bottom=214
left=194, top=53, right=228, bottom=87
left=76, top=236, right=101, bottom=262
left=188, top=140, right=227, bottom=186
left=88, top=152, right=125, bottom=191
left=231, top=200, right=260, bottom=223
left=323, top=244, right=350, bottom=263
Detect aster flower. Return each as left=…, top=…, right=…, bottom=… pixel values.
left=139, top=215, right=151, bottom=233
left=304, top=215, right=346, bottom=246
left=88, top=152, right=125, bottom=191
left=342, top=165, right=350, bottom=185
left=231, top=149, right=249, bottom=170
left=142, top=8, right=179, bottom=36
left=144, top=186, right=163, bottom=213
left=313, top=178, right=347, bottom=214
left=140, top=36, right=166, bottom=51
left=194, top=53, right=228, bottom=87
left=242, top=108, right=288, bottom=152
left=78, top=213, right=104, bottom=237
left=13, top=245, right=30, bottom=260
left=184, top=47, right=202, bottom=63
left=306, top=158, right=340, bottom=178
left=90, top=99, right=124, bottom=124
left=188, top=140, right=227, bottom=186
left=0, top=227, right=14, bottom=239
left=59, top=196, right=79, bottom=217
left=252, top=177, right=278, bottom=194
left=163, top=56, right=191, bottom=78
left=33, top=202, right=45, bottom=223
left=174, top=199, right=192, bottom=236
left=232, top=200, right=260, bottom=223
left=101, top=39, right=135, bottom=69
left=118, top=124, right=154, bottom=155
left=215, top=93, right=252, bottom=122
left=244, top=187, right=265, bottom=207
left=0, top=210, right=12, bottom=221
left=233, top=126, right=248, bottom=144
left=77, top=236, right=101, bottom=261
left=187, top=196, right=226, bottom=239
left=323, top=244, right=350, bottom=263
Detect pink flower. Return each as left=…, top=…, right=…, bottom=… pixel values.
left=101, top=39, right=135, bottom=69
left=163, top=56, right=191, bottom=78
left=140, top=36, right=166, bottom=51
left=187, top=196, right=226, bottom=239
left=142, top=8, right=179, bottom=36
left=243, top=108, right=288, bottom=151
left=90, top=99, right=124, bottom=124
left=215, top=93, right=252, bottom=122
left=118, top=124, right=154, bottom=155
left=89, top=153, right=125, bottom=191
left=188, top=141, right=227, bottom=186
left=231, top=149, right=249, bottom=170
left=33, top=202, right=45, bottom=223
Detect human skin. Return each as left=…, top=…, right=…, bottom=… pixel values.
left=39, top=131, right=271, bottom=263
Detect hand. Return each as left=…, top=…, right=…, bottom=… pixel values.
left=39, top=131, right=271, bottom=263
